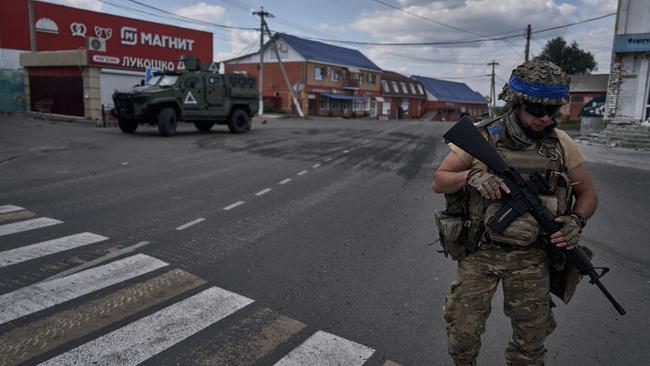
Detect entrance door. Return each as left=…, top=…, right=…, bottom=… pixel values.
left=29, top=67, right=83, bottom=116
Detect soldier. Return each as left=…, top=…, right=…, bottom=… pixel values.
left=432, top=59, right=598, bottom=366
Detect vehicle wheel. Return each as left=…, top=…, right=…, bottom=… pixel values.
left=194, top=121, right=215, bottom=132
left=157, top=107, right=177, bottom=137
left=228, top=109, right=250, bottom=134
left=118, top=118, right=138, bottom=133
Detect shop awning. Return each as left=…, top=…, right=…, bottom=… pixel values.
left=322, top=93, right=365, bottom=100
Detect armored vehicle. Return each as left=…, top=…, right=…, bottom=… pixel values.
left=112, top=56, right=258, bottom=137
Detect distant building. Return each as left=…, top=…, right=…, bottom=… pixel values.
left=224, top=33, right=382, bottom=117
left=605, top=0, right=650, bottom=123
left=563, top=74, right=608, bottom=120
left=411, top=75, right=488, bottom=121
left=378, top=71, right=426, bottom=119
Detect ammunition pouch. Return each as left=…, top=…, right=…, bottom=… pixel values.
left=547, top=244, right=593, bottom=304
left=484, top=203, right=540, bottom=246
left=434, top=210, right=483, bottom=260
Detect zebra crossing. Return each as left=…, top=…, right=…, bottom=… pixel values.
left=0, top=204, right=400, bottom=366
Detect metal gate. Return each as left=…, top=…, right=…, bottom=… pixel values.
left=28, top=67, right=84, bottom=117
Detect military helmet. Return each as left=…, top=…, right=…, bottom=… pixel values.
left=499, top=59, right=570, bottom=105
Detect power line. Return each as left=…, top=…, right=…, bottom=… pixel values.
left=300, top=12, right=616, bottom=47
left=124, top=0, right=259, bottom=31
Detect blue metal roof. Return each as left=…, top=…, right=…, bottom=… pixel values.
left=321, top=93, right=365, bottom=100
left=277, top=33, right=382, bottom=72
left=411, top=75, right=486, bottom=104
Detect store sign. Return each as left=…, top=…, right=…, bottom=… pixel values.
left=4, top=1, right=213, bottom=72
left=613, top=32, right=650, bottom=53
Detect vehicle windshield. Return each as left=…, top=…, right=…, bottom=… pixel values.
left=158, top=75, right=179, bottom=87
left=146, top=75, right=161, bottom=86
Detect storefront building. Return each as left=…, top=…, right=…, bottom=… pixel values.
left=605, top=0, right=650, bottom=124
left=0, top=0, right=212, bottom=119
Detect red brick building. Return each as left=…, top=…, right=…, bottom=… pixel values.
left=379, top=71, right=426, bottom=119
left=411, top=75, right=488, bottom=121
left=224, top=33, right=382, bottom=117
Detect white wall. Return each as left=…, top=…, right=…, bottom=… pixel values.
left=0, top=48, right=23, bottom=69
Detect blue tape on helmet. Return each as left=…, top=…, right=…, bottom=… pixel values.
left=508, top=75, right=569, bottom=99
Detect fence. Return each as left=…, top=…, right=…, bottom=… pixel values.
left=0, top=68, right=25, bottom=113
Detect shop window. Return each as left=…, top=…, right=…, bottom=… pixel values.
left=400, top=82, right=408, bottom=94
left=382, top=80, right=390, bottom=93
left=314, top=67, right=324, bottom=80
left=320, top=96, right=329, bottom=109
left=391, top=81, right=399, bottom=93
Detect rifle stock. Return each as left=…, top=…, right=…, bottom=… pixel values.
left=443, top=117, right=626, bottom=315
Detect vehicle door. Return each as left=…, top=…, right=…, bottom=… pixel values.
left=205, top=74, right=225, bottom=108
left=180, top=75, right=204, bottom=116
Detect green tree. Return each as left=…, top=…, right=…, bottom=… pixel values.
left=535, top=37, right=597, bottom=74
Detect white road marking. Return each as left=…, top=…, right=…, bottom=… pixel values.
left=0, top=217, right=63, bottom=237
left=279, top=178, right=292, bottom=185
left=175, top=218, right=206, bottom=231
left=0, top=205, right=24, bottom=214
left=343, top=150, right=350, bottom=153
left=273, top=330, right=375, bottom=366
left=0, top=232, right=109, bottom=268
left=40, top=241, right=151, bottom=283
left=312, top=163, right=321, bottom=168
left=297, top=170, right=308, bottom=176
left=223, top=201, right=245, bottom=210
left=256, top=188, right=272, bottom=196
left=39, top=287, right=254, bottom=366
left=324, top=158, right=333, bottom=162
left=0, top=254, right=168, bottom=325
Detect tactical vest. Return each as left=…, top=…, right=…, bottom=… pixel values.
left=467, top=118, right=573, bottom=247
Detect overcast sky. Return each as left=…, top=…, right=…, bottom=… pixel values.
left=43, top=0, right=618, bottom=98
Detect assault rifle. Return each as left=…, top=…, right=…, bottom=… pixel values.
left=443, top=117, right=626, bottom=316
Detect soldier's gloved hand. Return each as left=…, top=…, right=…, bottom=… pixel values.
left=551, top=215, right=582, bottom=249
left=466, top=169, right=510, bottom=200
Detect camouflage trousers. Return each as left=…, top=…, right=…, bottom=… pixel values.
left=443, top=242, right=556, bottom=366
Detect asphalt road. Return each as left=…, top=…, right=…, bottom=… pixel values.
left=0, top=114, right=648, bottom=366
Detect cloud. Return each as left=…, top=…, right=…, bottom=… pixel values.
left=214, top=29, right=259, bottom=62
left=175, top=2, right=227, bottom=23
left=40, top=0, right=103, bottom=11
left=348, top=0, right=615, bottom=98
left=319, top=22, right=348, bottom=33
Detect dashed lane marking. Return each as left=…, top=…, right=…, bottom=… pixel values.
left=273, top=330, right=375, bottom=366
left=297, top=170, right=308, bottom=176
left=312, top=164, right=321, bottom=169
left=324, top=158, right=333, bottom=162
left=0, top=232, right=109, bottom=269
left=223, top=201, right=245, bottom=211
left=0, top=269, right=205, bottom=366
left=0, top=254, right=168, bottom=325
left=343, top=150, right=350, bottom=153
left=39, top=287, right=254, bottom=366
left=176, top=218, right=206, bottom=231
left=0, top=205, right=24, bottom=214
left=0, top=217, right=63, bottom=237
left=256, top=188, right=272, bottom=196
left=279, top=178, right=292, bottom=185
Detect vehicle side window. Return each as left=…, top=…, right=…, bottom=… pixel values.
left=184, top=78, right=198, bottom=88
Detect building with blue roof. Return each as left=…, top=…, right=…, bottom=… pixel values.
left=224, top=33, right=383, bottom=117
left=411, top=75, right=488, bottom=121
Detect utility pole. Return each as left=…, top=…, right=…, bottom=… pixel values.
left=252, top=7, right=272, bottom=116
left=28, top=0, right=36, bottom=51
left=261, top=20, right=304, bottom=117
left=524, top=24, right=531, bottom=62
left=488, top=61, right=499, bottom=117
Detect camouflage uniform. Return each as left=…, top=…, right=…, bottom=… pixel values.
left=443, top=60, right=573, bottom=366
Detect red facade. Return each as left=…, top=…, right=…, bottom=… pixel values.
left=1, top=0, right=213, bottom=71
